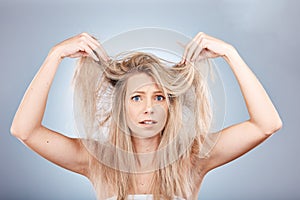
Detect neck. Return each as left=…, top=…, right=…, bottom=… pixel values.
left=131, top=134, right=161, bottom=171
left=131, top=134, right=161, bottom=153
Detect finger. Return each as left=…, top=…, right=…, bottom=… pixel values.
left=78, top=43, right=99, bottom=61
left=77, top=33, right=106, bottom=62
left=186, top=38, right=202, bottom=63
left=84, top=33, right=110, bottom=62
left=182, top=38, right=194, bottom=64
left=182, top=39, right=194, bottom=63
left=195, top=46, right=219, bottom=62
left=195, top=50, right=208, bottom=62
left=183, top=32, right=203, bottom=63
left=97, top=43, right=111, bottom=62
left=185, top=40, right=199, bottom=62
left=194, top=34, right=225, bottom=61
left=79, top=32, right=98, bottom=44
left=190, top=38, right=206, bottom=62
left=191, top=33, right=211, bottom=62
left=94, top=44, right=110, bottom=62
left=78, top=33, right=102, bottom=61
left=69, top=51, right=89, bottom=58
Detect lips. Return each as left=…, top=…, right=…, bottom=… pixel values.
left=139, top=120, right=157, bottom=125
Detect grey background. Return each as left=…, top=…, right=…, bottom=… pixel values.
left=0, top=0, right=299, bottom=199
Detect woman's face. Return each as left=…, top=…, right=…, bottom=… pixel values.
left=125, top=73, right=168, bottom=139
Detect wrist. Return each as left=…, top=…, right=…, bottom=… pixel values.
left=48, top=45, right=64, bottom=62
left=223, top=45, right=240, bottom=64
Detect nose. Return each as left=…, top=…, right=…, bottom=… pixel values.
left=144, top=98, right=154, bottom=114
left=144, top=106, right=154, bottom=114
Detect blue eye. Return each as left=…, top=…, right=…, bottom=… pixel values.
left=132, top=95, right=141, bottom=102
left=155, top=95, right=165, bottom=101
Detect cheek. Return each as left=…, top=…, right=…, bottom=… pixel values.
left=156, top=104, right=168, bottom=123
left=126, top=103, right=140, bottom=121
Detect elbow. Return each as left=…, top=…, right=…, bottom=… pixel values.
left=262, top=117, right=283, bottom=136
left=274, top=118, right=283, bottom=132
left=276, top=117, right=283, bottom=131
left=10, top=125, right=25, bottom=141
left=251, top=115, right=283, bottom=136
left=10, top=123, right=33, bottom=141
left=11, top=116, right=41, bottom=141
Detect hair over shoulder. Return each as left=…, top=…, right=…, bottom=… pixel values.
left=72, top=51, right=219, bottom=200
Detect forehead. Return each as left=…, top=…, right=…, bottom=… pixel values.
left=126, top=73, right=161, bottom=93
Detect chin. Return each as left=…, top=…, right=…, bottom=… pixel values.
left=131, top=130, right=161, bottom=139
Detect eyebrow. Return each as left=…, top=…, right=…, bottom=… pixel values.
left=131, top=90, right=164, bottom=95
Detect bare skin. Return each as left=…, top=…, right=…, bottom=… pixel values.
left=126, top=73, right=168, bottom=141
left=11, top=32, right=282, bottom=198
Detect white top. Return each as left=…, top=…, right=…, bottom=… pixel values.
left=106, top=194, right=185, bottom=200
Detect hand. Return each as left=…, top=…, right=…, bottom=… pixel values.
left=181, top=32, right=235, bottom=64
left=51, top=32, right=110, bottom=62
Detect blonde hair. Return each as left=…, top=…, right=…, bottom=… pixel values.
left=73, top=52, right=217, bottom=200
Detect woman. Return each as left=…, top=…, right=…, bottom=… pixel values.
left=11, top=32, right=282, bottom=200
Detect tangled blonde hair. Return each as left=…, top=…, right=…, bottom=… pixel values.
left=73, top=51, right=218, bottom=200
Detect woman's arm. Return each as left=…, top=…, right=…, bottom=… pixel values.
left=11, top=33, right=108, bottom=176
left=182, top=32, right=282, bottom=172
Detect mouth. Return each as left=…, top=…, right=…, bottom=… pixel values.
left=139, top=120, right=157, bottom=125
